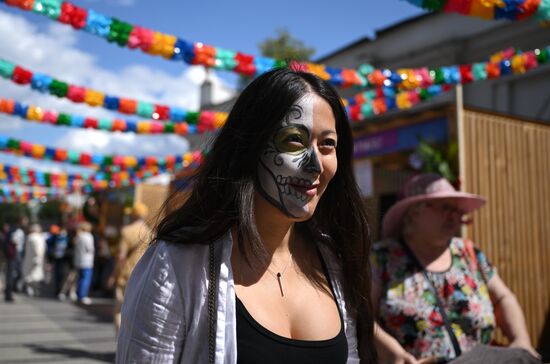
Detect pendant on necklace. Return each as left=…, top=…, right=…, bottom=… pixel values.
left=276, top=272, right=285, bottom=297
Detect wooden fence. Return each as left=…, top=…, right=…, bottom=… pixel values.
left=461, top=108, right=550, bottom=347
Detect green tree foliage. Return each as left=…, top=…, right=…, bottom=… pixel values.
left=38, top=200, right=62, bottom=223
left=259, top=28, right=315, bottom=62
left=238, top=28, right=316, bottom=89
left=0, top=203, right=30, bottom=225
left=414, top=139, right=459, bottom=182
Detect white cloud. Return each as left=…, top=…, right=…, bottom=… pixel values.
left=0, top=9, right=235, bottom=173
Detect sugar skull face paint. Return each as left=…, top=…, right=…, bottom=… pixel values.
left=257, top=94, right=338, bottom=219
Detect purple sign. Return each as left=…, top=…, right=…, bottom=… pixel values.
left=353, top=129, right=398, bottom=158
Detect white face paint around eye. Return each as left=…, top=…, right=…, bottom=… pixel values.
left=257, top=94, right=322, bottom=218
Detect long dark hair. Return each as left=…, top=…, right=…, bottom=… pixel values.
left=156, top=68, right=376, bottom=363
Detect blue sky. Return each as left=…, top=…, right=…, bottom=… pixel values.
left=0, top=0, right=423, bottom=180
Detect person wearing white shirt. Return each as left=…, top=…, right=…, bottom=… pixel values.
left=73, top=221, right=95, bottom=305
left=22, top=224, right=46, bottom=296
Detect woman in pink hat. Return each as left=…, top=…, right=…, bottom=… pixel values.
left=372, top=173, right=540, bottom=363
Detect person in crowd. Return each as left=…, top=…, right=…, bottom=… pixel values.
left=46, top=225, right=69, bottom=297
left=117, top=68, right=377, bottom=363
left=73, top=221, right=95, bottom=305
left=58, top=212, right=79, bottom=301
left=92, top=234, right=113, bottom=296
left=1, top=222, right=14, bottom=302
left=22, top=224, right=46, bottom=297
left=46, top=224, right=60, bottom=260
left=10, top=215, right=28, bottom=293
left=372, top=173, right=541, bottom=363
left=107, top=202, right=152, bottom=335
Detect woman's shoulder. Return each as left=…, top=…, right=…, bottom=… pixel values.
left=143, top=232, right=231, bottom=270
left=145, top=239, right=210, bottom=266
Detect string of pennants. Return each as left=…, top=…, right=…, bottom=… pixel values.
left=0, top=98, right=223, bottom=135
left=1, top=0, right=370, bottom=88
left=401, top=0, right=550, bottom=21
left=345, top=45, right=550, bottom=120
left=0, top=58, right=227, bottom=126
left=0, top=161, right=164, bottom=191
left=0, top=135, right=204, bottom=171
left=0, top=183, right=66, bottom=204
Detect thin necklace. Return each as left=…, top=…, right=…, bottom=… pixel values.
left=267, top=253, right=293, bottom=297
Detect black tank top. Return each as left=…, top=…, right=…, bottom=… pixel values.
left=235, top=255, right=348, bottom=364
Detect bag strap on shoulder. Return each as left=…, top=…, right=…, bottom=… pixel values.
left=399, top=239, right=462, bottom=358
left=208, top=242, right=220, bottom=364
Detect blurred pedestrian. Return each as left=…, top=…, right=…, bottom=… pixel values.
left=22, top=224, right=46, bottom=297
left=10, top=216, right=28, bottom=293
left=92, top=235, right=112, bottom=296
left=1, top=222, right=15, bottom=302
left=58, top=215, right=79, bottom=301
left=74, top=221, right=94, bottom=305
left=47, top=225, right=69, bottom=296
left=107, top=202, right=152, bottom=335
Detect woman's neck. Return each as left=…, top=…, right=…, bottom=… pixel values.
left=259, top=224, right=295, bottom=256
left=253, top=194, right=297, bottom=256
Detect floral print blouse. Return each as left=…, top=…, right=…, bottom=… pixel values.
left=371, top=238, right=496, bottom=361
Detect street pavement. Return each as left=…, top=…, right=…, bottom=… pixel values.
left=0, top=294, right=116, bottom=363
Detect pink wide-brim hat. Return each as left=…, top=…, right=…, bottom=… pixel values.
left=382, top=173, right=486, bottom=238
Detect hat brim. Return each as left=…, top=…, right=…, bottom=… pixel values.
left=382, top=191, right=486, bottom=238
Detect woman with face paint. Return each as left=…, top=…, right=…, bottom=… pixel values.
left=116, top=68, right=377, bottom=364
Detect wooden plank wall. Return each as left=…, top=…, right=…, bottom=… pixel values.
left=462, top=109, right=550, bottom=347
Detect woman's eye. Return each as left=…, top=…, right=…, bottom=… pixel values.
left=320, top=139, right=337, bottom=149
left=285, top=134, right=305, bottom=145
left=274, top=127, right=309, bottom=153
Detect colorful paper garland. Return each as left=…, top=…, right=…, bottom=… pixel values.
left=345, top=45, right=550, bottom=120
left=0, top=135, right=204, bottom=171
left=0, top=58, right=229, bottom=125
left=0, top=98, right=224, bottom=135
left=350, top=46, right=549, bottom=92
left=0, top=161, right=166, bottom=191
left=401, top=0, right=550, bottom=21
left=0, top=183, right=65, bottom=204
left=1, top=0, right=372, bottom=88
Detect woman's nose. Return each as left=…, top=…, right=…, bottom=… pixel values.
left=304, top=148, right=321, bottom=174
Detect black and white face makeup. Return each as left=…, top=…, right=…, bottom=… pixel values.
left=257, top=94, right=324, bottom=218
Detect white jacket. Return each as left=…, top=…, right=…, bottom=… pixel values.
left=73, top=231, right=95, bottom=269
left=22, top=232, right=46, bottom=283
left=116, top=231, right=360, bottom=363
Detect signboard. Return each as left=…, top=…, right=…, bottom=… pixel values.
left=353, top=117, right=448, bottom=158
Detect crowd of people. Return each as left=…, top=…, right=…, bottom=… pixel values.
left=0, top=215, right=96, bottom=304
left=0, top=200, right=152, bottom=333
